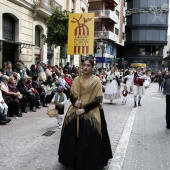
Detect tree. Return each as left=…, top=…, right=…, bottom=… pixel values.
left=42, top=9, right=69, bottom=62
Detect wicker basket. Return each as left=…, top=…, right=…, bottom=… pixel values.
left=47, top=104, right=58, bottom=118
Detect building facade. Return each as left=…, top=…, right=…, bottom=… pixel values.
left=88, top=0, right=125, bottom=68
left=123, top=0, right=169, bottom=70
left=0, top=0, right=89, bottom=68
left=163, top=35, right=170, bottom=70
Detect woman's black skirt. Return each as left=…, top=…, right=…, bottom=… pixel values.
left=58, top=109, right=112, bottom=170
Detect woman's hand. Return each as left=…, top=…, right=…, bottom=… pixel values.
left=74, top=101, right=82, bottom=108
left=76, top=109, right=85, bottom=116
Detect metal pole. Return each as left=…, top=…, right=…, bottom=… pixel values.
left=114, top=55, right=116, bottom=68
left=102, top=46, right=103, bottom=68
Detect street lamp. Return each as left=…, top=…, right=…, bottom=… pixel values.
left=167, top=50, right=170, bottom=71
left=98, top=39, right=107, bottom=68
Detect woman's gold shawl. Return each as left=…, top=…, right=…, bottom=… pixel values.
left=63, top=75, right=103, bottom=136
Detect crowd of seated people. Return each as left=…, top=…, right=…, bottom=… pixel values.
left=0, top=60, right=75, bottom=125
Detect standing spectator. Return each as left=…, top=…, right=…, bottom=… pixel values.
left=163, top=73, right=170, bottom=129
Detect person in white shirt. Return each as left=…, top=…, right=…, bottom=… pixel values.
left=51, top=86, right=67, bottom=129
left=0, top=84, right=8, bottom=116
left=124, top=71, right=134, bottom=93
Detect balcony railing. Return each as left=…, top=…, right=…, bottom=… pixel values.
left=94, top=31, right=118, bottom=42
left=89, top=10, right=119, bottom=23
left=33, top=0, right=62, bottom=17
left=114, top=0, right=119, bottom=5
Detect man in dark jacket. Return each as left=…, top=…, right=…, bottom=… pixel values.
left=17, top=78, right=36, bottom=112
left=164, top=73, right=170, bottom=129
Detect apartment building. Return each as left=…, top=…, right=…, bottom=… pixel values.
left=0, top=0, right=89, bottom=67
left=88, top=0, right=125, bottom=68
left=123, top=0, right=169, bottom=70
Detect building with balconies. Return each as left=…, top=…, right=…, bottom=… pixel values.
left=0, top=0, right=89, bottom=67
left=88, top=0, right=125, bottom=68
left=122, top=0, right=169, bottom=70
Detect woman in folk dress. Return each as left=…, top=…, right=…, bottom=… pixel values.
left=104, top=67, right=121, bottom=103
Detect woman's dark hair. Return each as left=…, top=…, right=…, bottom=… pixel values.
left=84, top=58, right=94, bottom=67
left=30, top=64, right=35, bottom=70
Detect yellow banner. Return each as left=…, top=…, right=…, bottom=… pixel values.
left=67, top=13, right=94, bottom=55
left=131, top=63, right=146, bottom=68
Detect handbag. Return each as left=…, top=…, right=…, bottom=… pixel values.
left=47, top=104, right=58, bottom=118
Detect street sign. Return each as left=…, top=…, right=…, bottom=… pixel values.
left=67, top=13, right=94, bottom=55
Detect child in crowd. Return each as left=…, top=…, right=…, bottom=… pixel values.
left=51, top=86, right=67, bottom=129
left=122, top=85, right=128, bottom=105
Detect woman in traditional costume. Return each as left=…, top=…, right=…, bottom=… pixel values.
left=58, top=59, right=112, bottom=170
left=104, top=67, right=121, bottom=103
left=124, top=70, right=134, bottom=93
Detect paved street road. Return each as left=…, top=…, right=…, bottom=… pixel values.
left=0, top=85, right=135, bottom=170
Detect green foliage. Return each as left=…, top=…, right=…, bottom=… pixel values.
left=42, top=9, right=69, bottom=48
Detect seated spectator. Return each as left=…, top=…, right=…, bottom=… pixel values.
left=29, top=64, right=38, bottom=77
left=13, top=62, right=25, bottom=80
left=0, top=111, right=11, bottom=124
left=58, top=73, right=70, bottom=98
left=52, top=73, right=58, bottom=83
left=17, top=78, right=36, bottom=112
left=0, top=84, right=9, bottom=117
left=5, top=61, right=13, bottom=76
left=64, top=74, right=72, bottom=87
left=26, top=77, right=42, bottom=108
left=31, top=76, right=47, bottom=107
left=1, top=75, right=22, bottom=117
left=8, top=76, right=27, bottom=113
left=44, top=66, right=52, bottom=77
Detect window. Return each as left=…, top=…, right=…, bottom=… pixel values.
left=122, top=33, right=125, bottom=40
left=115, top=28, right=119, bottom=35
left=116, top=10, right=119, bottom=18
left=35, top=26, right=40, bottom=47
left=139, top=46, right=159, bottom=56
left=3, top=14, right=15, bottom=41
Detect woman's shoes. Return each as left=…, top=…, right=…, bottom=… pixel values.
left=15, top=113, right=22, bottom=117
left=31, top=107, right=36, bottom=112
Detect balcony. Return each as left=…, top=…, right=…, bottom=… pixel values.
left=113, top=0, right=119, bottom=5
left=94, top=31, right=118, bottom=42
left=33, top=0, right=62, bottom=18
left=90, top=10, right=118, bottom=24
